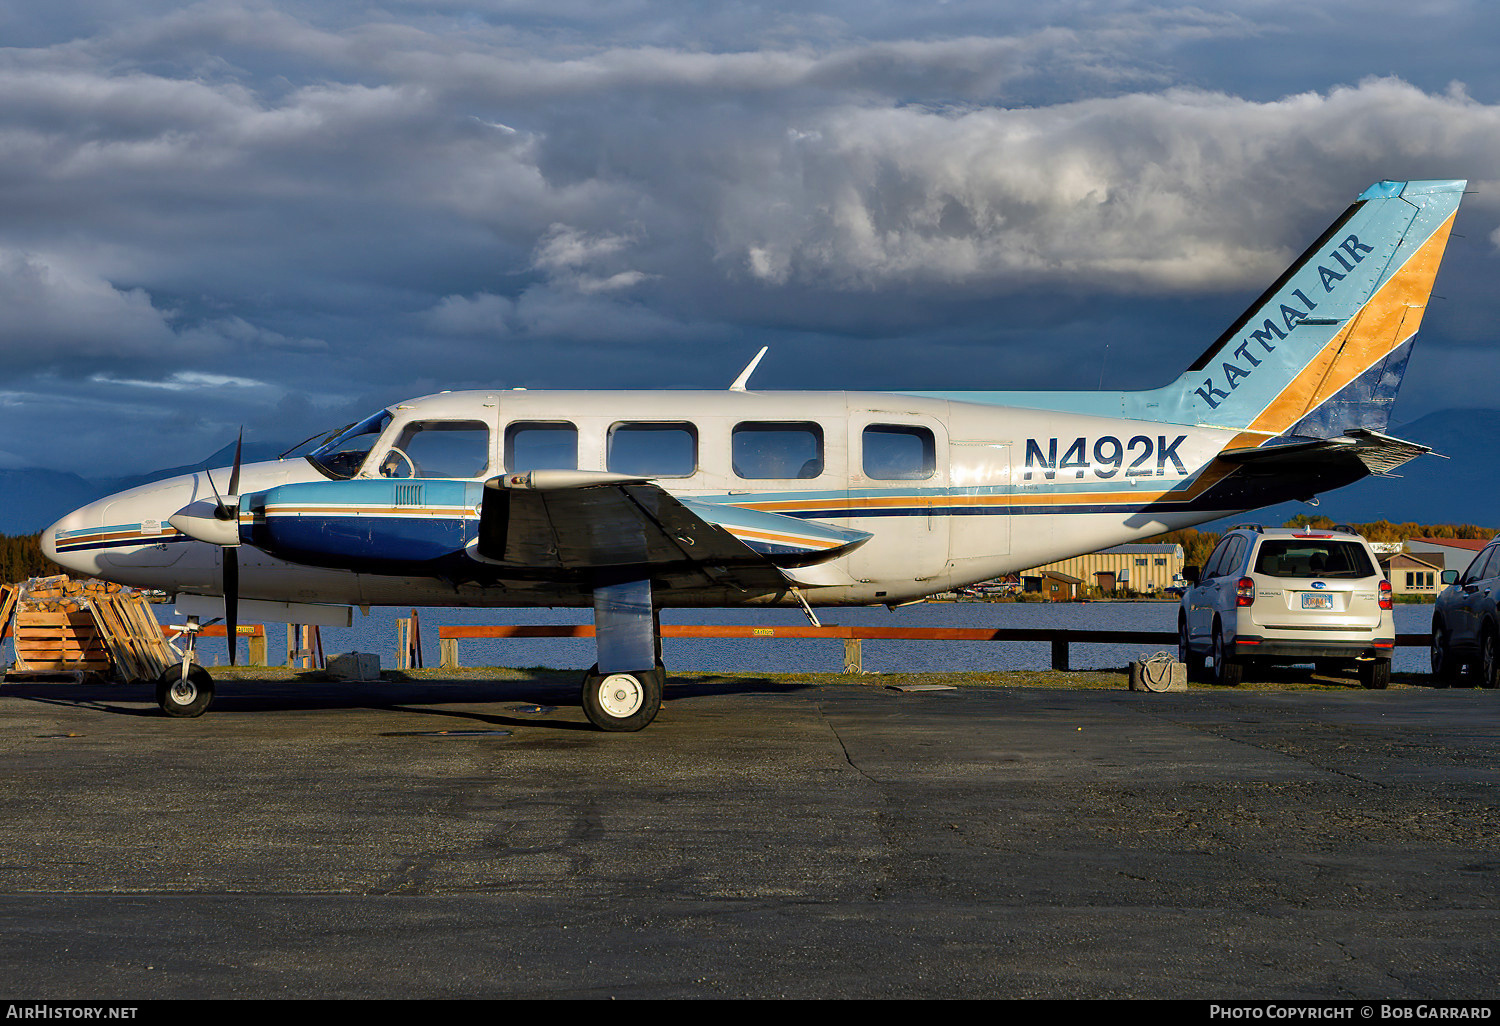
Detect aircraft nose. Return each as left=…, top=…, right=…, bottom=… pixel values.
left=42, top=502, right=105, bottom=578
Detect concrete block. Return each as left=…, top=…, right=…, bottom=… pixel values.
left=327, top=651, right=381, bottom=681
left=1130, top=657, right=1187, bottom=692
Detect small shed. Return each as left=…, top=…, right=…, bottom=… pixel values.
left=1024, top=570, right=1082, bottom=601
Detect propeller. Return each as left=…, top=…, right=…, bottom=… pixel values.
left=167, top=429, right=245, bottom=665
left=222, top=431, right=242, bottom=664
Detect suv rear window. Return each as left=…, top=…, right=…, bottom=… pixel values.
left=1253, top=540, right=1375, bottom=579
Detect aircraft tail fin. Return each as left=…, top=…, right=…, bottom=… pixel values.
left=1150, top=179, right=1465, bottom=439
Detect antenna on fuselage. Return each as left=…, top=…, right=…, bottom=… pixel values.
left=728, top=347, right=768, bottom=392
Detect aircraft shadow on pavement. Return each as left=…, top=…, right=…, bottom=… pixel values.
left=0, top=672, right=820, bottom=727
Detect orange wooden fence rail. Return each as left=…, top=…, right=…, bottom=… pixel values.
left=434, top=624, right=1433, bottom=673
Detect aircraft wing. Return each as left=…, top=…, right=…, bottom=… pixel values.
left=1216, top=429, right=1434, bottom=478
left=474, top=470, right=869, bottom=591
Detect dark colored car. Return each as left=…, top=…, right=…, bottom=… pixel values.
left=1431, top=535, right=1500, bottom=688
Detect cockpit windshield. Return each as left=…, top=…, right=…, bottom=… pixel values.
left=305, top=410, right=393, bottom=480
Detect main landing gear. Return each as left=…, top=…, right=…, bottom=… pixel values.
left=581, top=580, right=665, bottom=732
left=581, top=664, right=664, bottom=732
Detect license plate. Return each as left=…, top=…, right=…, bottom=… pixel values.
left=1301, top=594, right=1333, bottom=610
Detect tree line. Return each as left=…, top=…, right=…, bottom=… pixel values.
left=0, top=533, right=68, bottom=585
left=1149, top=516, right=1496, bottom=570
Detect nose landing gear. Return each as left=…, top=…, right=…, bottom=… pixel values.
left=158, top=616, right=214, bottom=717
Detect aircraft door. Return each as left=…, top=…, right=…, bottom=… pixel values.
left=948, top=441, right=1012, bottom=567
left=845, top=413, right=950, bottom=587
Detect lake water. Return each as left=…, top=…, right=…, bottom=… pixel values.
left=107, top=599, right=1437, bottom=675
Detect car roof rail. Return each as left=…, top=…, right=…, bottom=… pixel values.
left=1331, top=523, right=1358, bottom=535
left=1227, top=523, right=1264, bottom=533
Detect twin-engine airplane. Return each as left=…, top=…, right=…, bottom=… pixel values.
left=44, top=179, right=1465, bottom=729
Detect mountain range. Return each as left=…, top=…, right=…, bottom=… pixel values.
left=1, top=410, right=1493, bottom=537
left=0, top=441, right=290, bottom=535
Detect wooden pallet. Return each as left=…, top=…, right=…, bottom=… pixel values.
left=10, top=608, right=112, bottom=677
left=90, top=591, right=178, bottom=683
left=4, top=577, right=179, bottom=683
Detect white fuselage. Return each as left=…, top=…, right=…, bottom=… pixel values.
left=45, top=389, right=1249, bottom=608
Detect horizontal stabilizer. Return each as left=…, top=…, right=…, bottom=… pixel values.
left=1216, top=429, right=1432, bottom=478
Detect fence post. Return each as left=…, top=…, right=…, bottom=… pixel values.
left=1050, top=635, right=1069, bottom=671
left=395, top=618, right=409, bottom=670
left=287, top=624, right=313, bottom=669
left=248, top=631, right=267, bottom=666
left=843, top=638, right=862, bottom=674
left=440, top=637, right=458, bottom=670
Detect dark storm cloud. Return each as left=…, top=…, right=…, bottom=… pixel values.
left=1, top=1, right=1498, bottom=476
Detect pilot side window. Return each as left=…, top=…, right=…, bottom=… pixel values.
left=732, top=422, right=824, bottom=480
left=381, top=420, right=491, bottom=479
left=505, top=422, right=578, bottom=473
left=607, top=423, right=697, bottom=478
left=863, top=425, right=935, bottom=481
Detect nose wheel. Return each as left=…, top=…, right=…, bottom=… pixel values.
left=157, top=615, right=215, bottom=717
left=156, top=663, right=215, bottom=717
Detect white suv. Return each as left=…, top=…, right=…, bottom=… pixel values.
left=1177, top=525, right=1395, bottom=688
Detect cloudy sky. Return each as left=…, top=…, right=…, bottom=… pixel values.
left=2, top=0, right=1498, bottom=478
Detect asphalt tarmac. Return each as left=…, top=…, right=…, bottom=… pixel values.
left=1, top=671, right=1497, bottom=1000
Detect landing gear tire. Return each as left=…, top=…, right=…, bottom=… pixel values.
left=156, top=663, right=214, bottom=718
left=580, top=663, right=663, bottom=732
left=1360, top=658, right=1391, bottom=691
left=1212, top=625, right=1243, bottom=687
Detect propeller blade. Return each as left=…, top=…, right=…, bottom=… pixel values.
left=201, top=465, right=231, bottom=521
left=227, top=428, right=243, bottom=498
left=224, top=548, right=239, bottom=666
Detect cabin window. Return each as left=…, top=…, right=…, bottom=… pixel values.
left=863, top=425, right=935, bottom=480
left=607, top=422, right=697, bottom=478
left=381, top=420, right=491, bottom=479
left=732, top=422, right=824, bottom=480
left=505, top=422, right=578, bottom=473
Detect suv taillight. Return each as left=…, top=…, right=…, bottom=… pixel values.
left=1236, top=577, right=1255, bottom=607
left=1379, top=579, right=1393, bottom=610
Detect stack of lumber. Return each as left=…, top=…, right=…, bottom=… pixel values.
left=2, top=576, right=180, bottom=683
